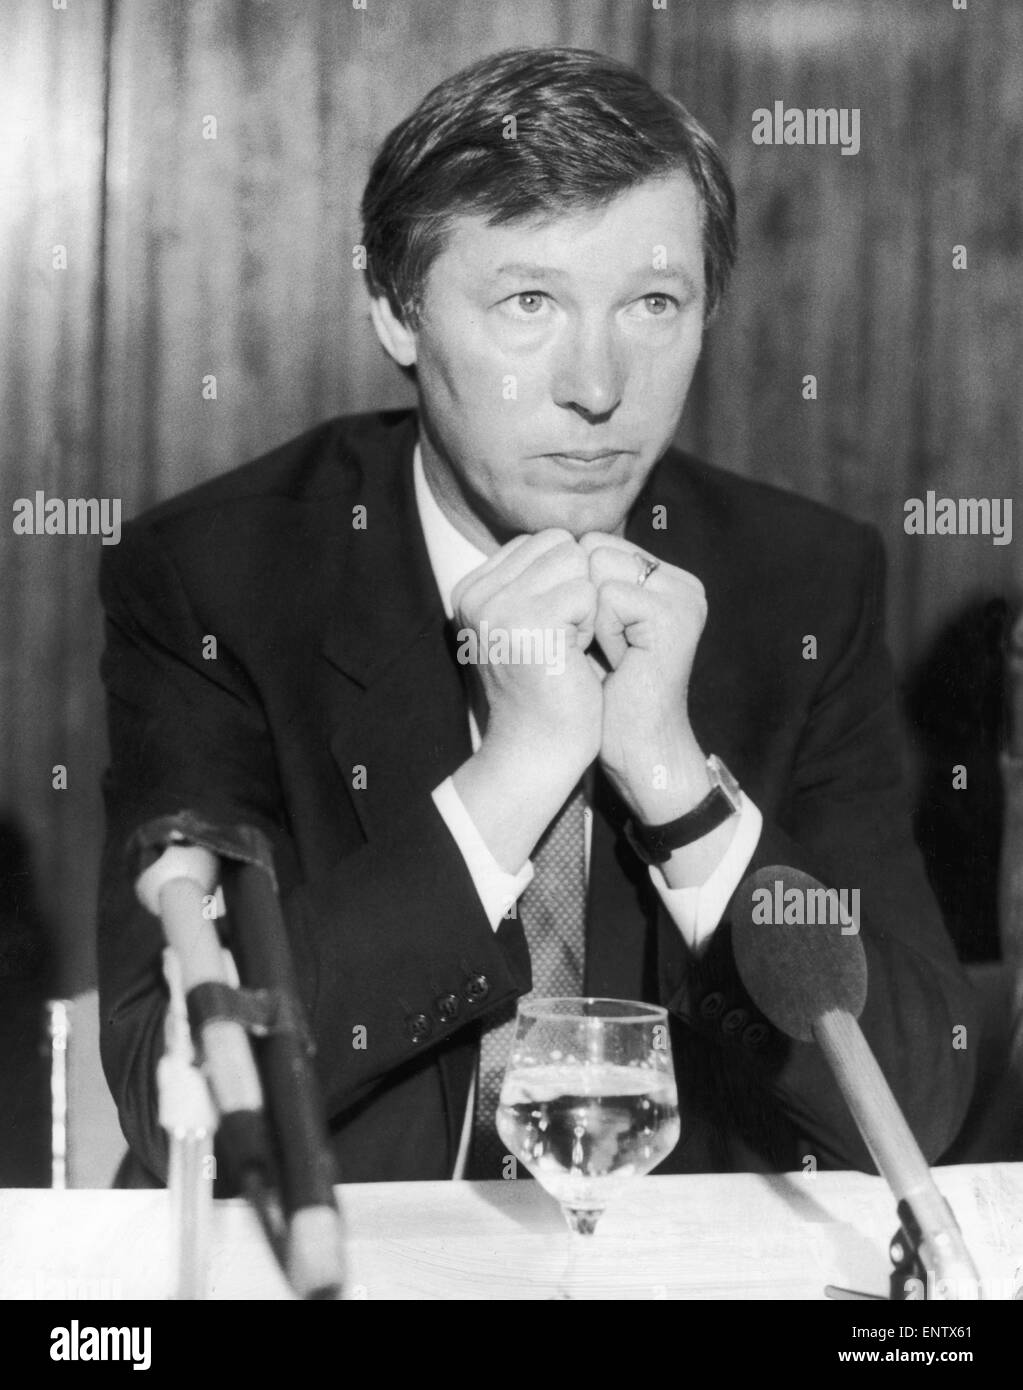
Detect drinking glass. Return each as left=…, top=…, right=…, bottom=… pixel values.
left=496, top=997, right=680, bottom=1235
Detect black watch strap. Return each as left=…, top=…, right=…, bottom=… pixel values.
left=624, top=757, right=741, bottom=865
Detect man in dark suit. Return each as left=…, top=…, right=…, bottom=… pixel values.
left=97, top=48, right=975, bottom=1186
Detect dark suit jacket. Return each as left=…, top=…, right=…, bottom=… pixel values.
left=97, top=410, right=977, bottom=1184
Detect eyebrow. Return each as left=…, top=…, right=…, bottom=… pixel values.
left=492, top=262, right=700, bottom=296
left=494, top=262, right=565, bottom=279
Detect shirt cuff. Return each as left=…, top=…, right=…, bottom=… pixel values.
left=649, top=792, right=763, bottom=954
left=432, top=777, right=534, bottom=932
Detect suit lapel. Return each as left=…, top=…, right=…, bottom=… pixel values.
left=315, top=416, right=477, bottom=1164
left=318, top=418, right=473, bottom=835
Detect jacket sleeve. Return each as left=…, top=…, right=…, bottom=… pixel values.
left=660, top=526, right=978, bottom=1171
left=97, top=521, right=530, bottom=1182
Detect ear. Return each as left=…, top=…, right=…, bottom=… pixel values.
left=369, top=293, right=418, bottom=368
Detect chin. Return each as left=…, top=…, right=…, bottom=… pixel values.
left=487, top=484, right=631, bottom=538
left=543, top=498, right=633, bottom=539
left=494, top=506, right=613, bottom=541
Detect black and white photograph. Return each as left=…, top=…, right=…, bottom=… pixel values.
left=0, top=0, right=1019, bottom=1348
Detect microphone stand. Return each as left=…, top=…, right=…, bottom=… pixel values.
left=816, top=1008, right=982, bottom=1301
left=158, top=948, right=216, bottom=1301
left=734, top=865, right=983, bottom=1302
left=45, top=1000, right=71, bottom=1191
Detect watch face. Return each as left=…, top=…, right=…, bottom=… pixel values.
left=707, top=755, right=742, bottom=809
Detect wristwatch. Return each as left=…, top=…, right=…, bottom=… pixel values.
left=624, top=755, right=742, bottom=865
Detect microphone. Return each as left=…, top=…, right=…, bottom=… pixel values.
left=732, top=865, right=981, bottom=1300
left=131, top=815, right=345, bottom=1300
left=217, top=854, right=346, bottom=1301
left=136, top=844, right=286, bottom=1265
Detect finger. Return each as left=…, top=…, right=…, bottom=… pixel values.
left=581, top=533, right=662, bottom=593
left=586, top=541, right=705, bottom=602
left=453, top=529, right=579, bottom=615
left=592, top=590, right=630, bottom=670
left=470, top=539, right=590, bottom=624
left=587, top=543, right=654, bottom=591
left=453, top=529, right=561, bottom=603
left=579, top=532, right=658, bottom=563
left=544, top=576, right=599, bottom=651
left=595, top=579, right=665, bottom=653
left=598, top=578, right=706, bottom=659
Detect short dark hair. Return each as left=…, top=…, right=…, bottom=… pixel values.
left=360, top=47, right=737, bottom=328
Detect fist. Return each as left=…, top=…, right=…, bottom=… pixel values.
left=452, top=530, right=604, bottom=783
left=579, top=533, right=710, bottom=822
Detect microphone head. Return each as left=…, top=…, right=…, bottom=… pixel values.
left=732, top=866, right=867, bottom=1041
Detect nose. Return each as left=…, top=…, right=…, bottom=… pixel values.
left=550, top=319, right=625, bottom=422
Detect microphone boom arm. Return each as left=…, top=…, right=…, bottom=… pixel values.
left=815, top=1006, right=981, bottom=1299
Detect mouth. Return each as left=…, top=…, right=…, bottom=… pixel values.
left=542, top=449, right=633, bottom=464
left=538, top=450, right=634, bottom=493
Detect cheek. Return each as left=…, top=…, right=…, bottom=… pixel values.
left=426, top=325, right=541, bottom=422
left=630, top=328, right=702, bottom=389
left=616, top=342, right=701, bottom=427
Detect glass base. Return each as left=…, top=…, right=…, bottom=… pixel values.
left=562, top=1205, right=604, bottom=1236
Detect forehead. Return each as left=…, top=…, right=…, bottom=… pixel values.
left=428, top=172, right=704, bottom=293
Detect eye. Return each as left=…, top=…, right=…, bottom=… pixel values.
left=499, top=291, right=550, bottom=318
left=639, top=293, right=678, bottom=316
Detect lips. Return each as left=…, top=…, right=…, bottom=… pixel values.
left=543, top=449, right=631, bottom=462
left=540, top=451, right=632, bottom=492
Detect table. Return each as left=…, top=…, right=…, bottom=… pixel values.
left=1, top=1164, right=1020, bottom=1300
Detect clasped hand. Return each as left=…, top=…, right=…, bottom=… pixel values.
left=452, top=529, right=711, bottom=827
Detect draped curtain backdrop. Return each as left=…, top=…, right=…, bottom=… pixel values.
left=2, top=0, right=1020, bottom=1004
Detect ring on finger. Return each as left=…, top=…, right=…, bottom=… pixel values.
left=636, top=557, right=661, bottom=588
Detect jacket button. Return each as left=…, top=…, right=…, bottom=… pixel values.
left=436, top=993, right=460, bottom=1022
left=698, top=991, right=725, bottom=1020
left=722, top=1008, right=748, bottom=1036
left=406, top=1013, right=432, bottom=1043
left=742, top=1022, right=770, bottom=1050
left=464, top=974, right=490, bottom=1003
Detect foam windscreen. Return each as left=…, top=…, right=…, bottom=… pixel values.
left=732, top=866, right=867, bottom=1040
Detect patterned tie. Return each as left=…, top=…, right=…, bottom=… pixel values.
left=467, top=784, right=587, bottom=1178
